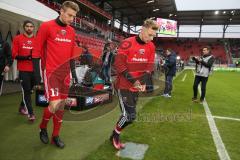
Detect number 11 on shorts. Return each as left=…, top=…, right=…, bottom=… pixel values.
left=50, top=88, right=59, bottom=97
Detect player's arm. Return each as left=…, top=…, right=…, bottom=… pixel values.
left=32, top=23, right=48, bottom=86
left=70, top=33, right=78, bottom=84
left=138, top=45, right=155, bottom=91
left=140, top=44, right=155, bottom=83
left=146, top=44, right=156, bottom=73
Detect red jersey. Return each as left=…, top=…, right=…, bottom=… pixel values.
left=114, top=36, right=155, bottom=90
left=32, top=19, right=75, bottom=73
left=12, top=34, right=35, bottom=72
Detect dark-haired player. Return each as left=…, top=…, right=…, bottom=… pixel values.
left=12, top=20, right=36, bottom=121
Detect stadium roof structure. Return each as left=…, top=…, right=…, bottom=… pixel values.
left=89, top=0, right=240, bottom=26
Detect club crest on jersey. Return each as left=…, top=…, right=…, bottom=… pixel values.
left=139, top=49, right=145, bottom=55
left=27, top=40, right=32, bottom=45
left=60, top=29, right=67, bottom=36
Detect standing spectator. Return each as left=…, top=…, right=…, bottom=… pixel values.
left=12, top=20, right=36, bottom=119
left=162, top=48, right=176, bottom=98
left=101, top=42, right=114, bottom=84
left=0, top=38, right=13, bottom=95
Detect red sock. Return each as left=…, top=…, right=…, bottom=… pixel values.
left=114, top=125, right=122, bottom=135
left=39, top=106, right=53, bottom=129
left=52, top=110, right=64, bottom=137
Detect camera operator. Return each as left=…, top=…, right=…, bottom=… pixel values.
left=192, top=46, right=214, bottom=103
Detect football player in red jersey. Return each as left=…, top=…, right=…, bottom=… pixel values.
left=110, top=19, right=159, bottom=149
left=12, top=20, right=36, bottom=121
left=32, top=1, right=79, bottom=148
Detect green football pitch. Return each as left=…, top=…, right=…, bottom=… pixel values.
left=0, top=69, right=239, bottom=160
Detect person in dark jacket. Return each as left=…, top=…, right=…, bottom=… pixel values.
left=101, top=42, right=114, bottom=84
left=0, top=38, right=13, bottom=95
left=162, top=48, right=176, bottom=98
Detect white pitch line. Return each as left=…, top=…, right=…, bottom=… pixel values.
left=213, top=116, right=240, bottom=122
left=181, top=73, right=187, bottom=82
left=192, top=70, right=231, bottom=160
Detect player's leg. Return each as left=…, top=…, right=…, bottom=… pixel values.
left=40, top=71, right=68, bottom=148
left=163, top=74, right=168, bottom=95
left=39, top=70, right=58, bottom=144
left=51, top=99, right=65, bottom=148
left=18, top=100, right=28, bottom=115
left=192, top=75, right=201, bottom=101
left=50, top=72, right=72, bottom=148
left=39, top=99, right=63, bottom=146
left=110, top=89, right=138, bottom=149
left=19, top=71, right=35, bottom=121
left=167, top=75, right=173, bottom=96
left=200, top=77, right=208, bottom=102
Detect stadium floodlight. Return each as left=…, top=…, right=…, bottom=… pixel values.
left=147, top=0, right=154, bottom=3
left=215, top=11, right=219, bottom=15
left=223, top=11, right=226, bottom=14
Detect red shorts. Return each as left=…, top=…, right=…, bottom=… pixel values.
left=42, top=70, right=70, bottom=101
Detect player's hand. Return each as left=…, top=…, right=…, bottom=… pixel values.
left=133, top=80, right=146, bottom=92
left=3, top=66, right=10, bottom=73
left=34, top=85, right=42, bottom=90
left=133, top=80, right=141, bottom=90
left=140, top=84, right=146, bottom=92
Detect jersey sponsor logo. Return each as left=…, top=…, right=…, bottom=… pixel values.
left=55, top=37, right=72, bottom=43
left=139, top=49, right=145, bottom=55
left=131, top=57, right=148, bottom=62
left=22, top=46, right=33, bottom=49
